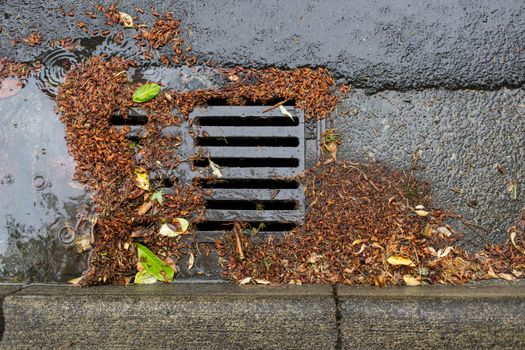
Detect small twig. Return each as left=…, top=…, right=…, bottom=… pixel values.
left=262, top=100, right=288, bottom=113
left=234, top=228, right=245, bottom=260
left=460, top=220, right=491, bottom=245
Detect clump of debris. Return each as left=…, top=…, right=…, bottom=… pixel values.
left=218, top=159, right=525, bottom=286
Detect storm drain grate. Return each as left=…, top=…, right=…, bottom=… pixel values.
left=113, top=105, right=309, bottom=241
left=192, top=106, right=305, bottom=241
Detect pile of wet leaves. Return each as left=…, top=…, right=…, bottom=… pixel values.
left=218, top=160, right=525, bottom=286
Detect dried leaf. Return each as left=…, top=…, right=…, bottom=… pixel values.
left=415, top=205, right=425, bottom=210
left=255, top=279, right=271, bottom=285
left=175, top=218, right=190, bottom=233
left=75, top=235, right=92, bottom=253
left=510, top=231, right=524, bottom=254
left=279, top=105, right=294, bottom=120
left=67, top=276, right=83, bottom=285
left=159, top=223, right=180, bottom=237
left=414, top=210, right=430, bottom=217
left=137, top=200, right=153, bottom=216
left=403, top=275, right=421, bottom=286
left=498, top=273, right=515, bottom=281
left=436, top=247, right=454, bottom=258
left=437, top=226, right=452, bottom=237
left=134, top=270, right=157, bottom=284
left=387, top=256, right=415, bottom=267
left=134, top=168, right=150, bottom=190
left=119, top=12, right=134, bottom=28
left=507, top=178, right=518, bottom=200
left=421, top=223, right=433, bottom=238
left=239, top=277, right=252, bottom=285
left=150, top=189, right=164, bottom=206
left=209, top=159, right=222, bottom=178
left=352, top=244, right=366, bottom=255
left=188, top=253, right=194, bottom=270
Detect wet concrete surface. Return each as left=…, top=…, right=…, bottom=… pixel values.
left=1, top=0, right=524, bottom=90
left=0, top=1, right=523, bottom=280
left=333, top=88, right=525, bottom=250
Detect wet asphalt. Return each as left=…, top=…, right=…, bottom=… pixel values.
left=0, top=0, right=523, bottom=255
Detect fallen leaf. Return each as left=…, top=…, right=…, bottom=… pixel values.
left=0, top=78, right=22, bottom=99
left=132, top=83, right=160, bottom=103
left=119, top=12, right=134, bottom=28
left=436, top=246, right=454, bottom=259
left=436, top=226, right=453, bottom=237
left=255, top=279, right=271, bottom=285
left=159, top=223, right=180, bottom=237
left=324, top=142, right=338, bottom=161
left=150, top=189, right=164, bottom=206
left=387, top=256, right=415, bottom=267
left=421, top=223, right=433, bottom=238
left=498, top=273, right=515, bottom=281
left=209, top=158, right=222, bottom=178
left=75, top=235, right=92, bottom=253
left=239, top=277, right=252, bottom=285
left=510, top=231, right=524, bottom=254
left=507, top=178, right=518, bottom=200
left=137, top=200, right=153, bottom=216
left=307, top=253, right=323, bottom=264
left=352, top=243, right=366, bottom=255
left=414, top=210, right=430, bottom=217
left=415, top=205, right=425, bottom=210
left=279, top=105, right=294, bottom=120
left=136, top=243, right=175, bottom=283
left=67, top=276, right=83, bottom=285
left=174, top=218, right=190, bottom=233
left=487, top=266, right=498, bottom=279
left=134, top=168, right=150, bottom=190
left=123, top=242, right=129, bottom=250
left=134, top=270, right=157, bottom=284
left=188, top=253, right=194, bottom=270
left=403, top=275, right=421, bottom=286
left=512, top=269, right=524, bottom=278
left=428, top=247, right=438, bottom=257
left=228, top=74, right=240, bottom=82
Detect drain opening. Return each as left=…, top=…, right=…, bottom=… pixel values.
left=201, top=179, right=299, bottom=189
left=196, top=136, right=299, bottom=147
left=196, top=221, right=297, bottom=232
left=195, top=115, right=299, bottom=127
left=194, top=157, right=300, bottom=168
left=206, top=200, right=297, bottom=210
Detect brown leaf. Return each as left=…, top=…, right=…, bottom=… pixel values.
left=137, top=201, right=153, bottom=216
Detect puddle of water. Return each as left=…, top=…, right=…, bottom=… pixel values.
left=0, top=77, right=91, bottom=283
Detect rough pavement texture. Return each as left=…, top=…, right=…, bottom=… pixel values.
left=1, top=285, right=337, bottom=349
left=338, top=285, right=525, bottom=350
left=333, top=88, right=525, bottom=250
left=1, top=0, right=524, bottom=90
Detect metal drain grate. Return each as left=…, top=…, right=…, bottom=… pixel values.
left=112, top=105, right=308, bottom=241
left=192, top=106, right=305, bottom=240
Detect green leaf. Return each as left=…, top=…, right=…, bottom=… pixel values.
left=134, top=270, right=157, bottom=284
left=151, top=189, right=163, bottom=206
left=132, top=83, right=161, bottom=103
left=136, top=243, right=175, bottom=283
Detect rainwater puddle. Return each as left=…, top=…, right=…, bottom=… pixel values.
left=0, top=77, right=90, bottom=283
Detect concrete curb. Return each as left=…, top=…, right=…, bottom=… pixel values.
left=0, top=283, right=524, bottom=349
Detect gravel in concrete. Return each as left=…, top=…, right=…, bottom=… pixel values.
left=338, top=284, right=525, bottom=350
left=333, top=88, right=525, bottom=250
left=1, top=284, right=337, bottom=349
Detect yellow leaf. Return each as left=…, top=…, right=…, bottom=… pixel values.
left=134, top=270, right=157, bottom=284
left=498, top=273, right=515, bottom=281
left=279, top=105, right=294, bottom=120
left=239, top=277, right=252, bottom=285
left=255, top=279, right=271, bottom=285
left=403, top=275, right=421, bottom=286
left=175, top=218, right=190, bottom=233
left=387, top=256, right=415, bottom=267
left=421, top=223, right=433, bottom=238
left=414, top=210, right=430, bottom=217
left=188, top=253, right=194, bottom=271
left=209, top=158, right=222, bottom=178
left=134, top=168, right=150, bottom=190
left=67, top=277, right=82, bottom=285
left=119, top=12, right=134, bottom=28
